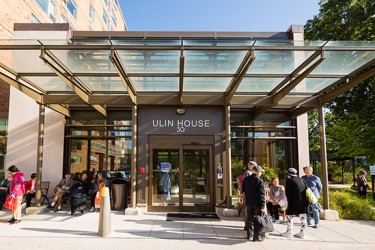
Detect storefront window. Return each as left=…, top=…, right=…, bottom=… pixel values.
left=231, top=120, right=293, bottom=185
left=68, top=120, right=131, bottom=179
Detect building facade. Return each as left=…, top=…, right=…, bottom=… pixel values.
left=1, top=5, right=374, bottom=214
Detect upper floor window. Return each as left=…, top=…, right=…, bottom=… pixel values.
left=89, top=4, right=95, bottom=23
left=35, top=0, right=56, bottom=22
left=104, top=0, right=109, bottom=8
left=112, top=0, right=118, bottom=10
left=48, top=1, right=56, bottom=22
left=111, top=12, right=117, bottom=28
left=31, top=14, right=41, bottom=23
left=36, top=0, right=48, bottom=13
left=65, top=0, right=77, bottom=18
left=102, top=9, right=109, bottom=29
left=61, top=14, right=68, bottom=23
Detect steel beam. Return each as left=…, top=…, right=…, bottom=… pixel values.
left=290, top=66, right=375, bottom=118
left=253, top=53, right=325, bottom=118
left=179, top=43, right=185, bottom=104
left=226, top=49, right=255, bottom=102
left=269, top=50, right=323, bottom=95
left=0, top=71, right=43, bottom=102
left=40, top=49, right=107, bottom=117
left=110, top=49, right=137, bottom=103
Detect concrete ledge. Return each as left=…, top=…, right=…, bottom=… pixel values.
left=215, top=207, right=224, bottom=216
left=320, top=209, right=339, bottom=221
left=25, top=206, right=49, bottom=215
left=125, top=207, right=141, bottom=215
left=216, top=207, right=238, bottom=217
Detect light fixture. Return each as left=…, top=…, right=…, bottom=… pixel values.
left=176, top=107, right=185, bottom=115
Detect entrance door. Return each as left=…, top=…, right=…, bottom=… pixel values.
left=150, top=144, right=213, bottom=212
left=182, top=146, right=211, bottom=212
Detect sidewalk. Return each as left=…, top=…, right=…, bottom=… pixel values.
left=0, top=208, right=374, bottom=250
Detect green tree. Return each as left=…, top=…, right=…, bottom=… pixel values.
left=304, top=0, right=375, bottom=162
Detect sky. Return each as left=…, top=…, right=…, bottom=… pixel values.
left=119, top=0, right=321, bottom=32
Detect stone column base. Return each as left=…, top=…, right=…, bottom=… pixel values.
left=216, top=207, right=238, bottom=217
left=125, top=207, right=141, bottom=215
left=320, top=209, right=339, bottom=221
left=25, top=206, right=49, bottom=214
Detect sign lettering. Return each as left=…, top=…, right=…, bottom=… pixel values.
left=152, top=119, right=211, bottom=133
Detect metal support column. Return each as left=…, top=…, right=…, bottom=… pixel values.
left=105, top=121, right=109, bottom=177
left=35, top=103, right=45, bottom=207
left=318, top=106, right=330, bottom=209
left=224, top=105, right=232, bottom=207
left=130, top=104, right=138, bottom=208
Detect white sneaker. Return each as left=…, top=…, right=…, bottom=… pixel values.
left=295, top=232, right=305, bottom=239
left=89, top=207, right=95, bottom=212
left=275, top=220, right=281, bottom=224
left=281, top=231, right=294, bottom=238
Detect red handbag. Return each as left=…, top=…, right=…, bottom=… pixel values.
left=4, top=196, right=18, bottom=211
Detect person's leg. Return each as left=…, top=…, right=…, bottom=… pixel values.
left=294, top=214, right=307, bottom=239
left=252, top=207, right=262, bottom=241
left=311, top=203, right=320, bottom=226
left=266, top=202, right=274, bottom=218
left=281, top=215, right=294, bottom=237
left=26, top=194, right=32, bottom=208
left=13, top=195, right=23, bottom=221
left=243, top=197, right=248, bottom=230
left=0, top=193, right=6, bottom=210
left=306, top=204, right=312, bottom=224
left=273, top=205, right=280, bottom=220
left=246, top=205, right=255, bottom=239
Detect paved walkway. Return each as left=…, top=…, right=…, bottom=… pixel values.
left=0, top=208, right=374, bottom=250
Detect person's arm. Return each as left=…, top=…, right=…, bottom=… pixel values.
left=10, top=177, right=22, bottom=196
left=316, top=176, right=323, bottom=193
left=258, top=179, right=266, bottom=210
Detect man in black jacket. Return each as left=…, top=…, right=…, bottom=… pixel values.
left=281, top=168, right=308, bottom=239
left=242, top=165, right=266, bottom=241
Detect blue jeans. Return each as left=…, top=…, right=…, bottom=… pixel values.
left=307, top=203, right=320, bottom=225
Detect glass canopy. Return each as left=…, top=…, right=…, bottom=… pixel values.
left=0, top=36, right=374, bottom=121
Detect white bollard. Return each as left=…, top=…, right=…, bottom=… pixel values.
left=98, top=187, right=111, bottom=237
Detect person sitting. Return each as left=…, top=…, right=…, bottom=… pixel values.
left=89, top=172, right=108, bottom=212
left=0, top=173, right=12, bottom=210
left=267, top=177, right=287, bottom=223
left=25, top=173, right=37, bottom=208
left=80, top=173, right=91, bottom=196
left=69, top=172, right=83, bottom=198
left=47, top=172, right=74, bottom=211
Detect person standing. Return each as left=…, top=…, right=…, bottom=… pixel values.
left=240, top=161, right=257, bottom=231
left=0, top=173, right=12, bottom=210
left=6, top=165, right=25, bottom=224
left=301, top=166, right=322, bottom=228
left=242, top=165, right=266, bottom=242
left=281, top=168, right=308, bottom=239
left=356, top=170, right=370, bottom=198
left=25, top=173, right=37, bottom=208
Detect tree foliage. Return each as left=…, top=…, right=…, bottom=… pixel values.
left=304, top=0, right=375, bottom=162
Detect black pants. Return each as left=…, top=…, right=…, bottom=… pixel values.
left=0, top=193, right=7, bottom=209
left=247, top=205, right=261, bottom=239
left=26, top=193, right=35, bottom=208
left=267, top=202, right=280, bottom=220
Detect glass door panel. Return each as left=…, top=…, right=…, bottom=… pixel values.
left=151, top=149, right=179, bottom=207
left=182, top=148, right=211, bottom=211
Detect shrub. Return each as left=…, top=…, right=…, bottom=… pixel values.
left=328, top=189, right=375, bottom=220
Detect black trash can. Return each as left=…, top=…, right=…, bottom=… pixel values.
left=111, top=178, right=129, bottom=210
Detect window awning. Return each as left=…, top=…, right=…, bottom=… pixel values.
left=0, top=32, right=374, bottom=121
